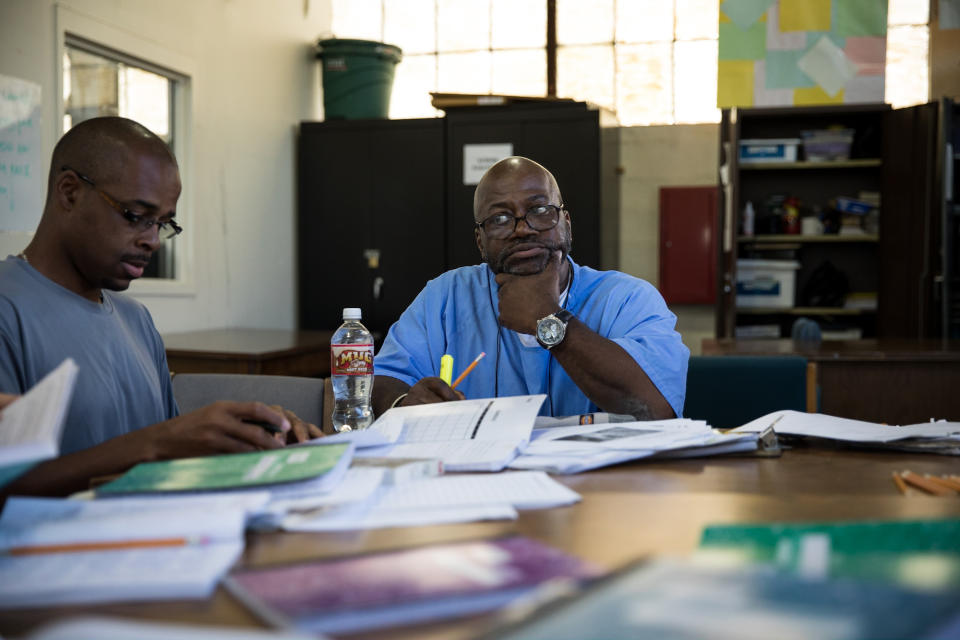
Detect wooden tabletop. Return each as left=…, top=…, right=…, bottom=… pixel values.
left=2, top=446, right=958, bottom=638
left=162, top=328, right=334, bottom=358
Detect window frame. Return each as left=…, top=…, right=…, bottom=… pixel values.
left=55, top=5, right=196, bottom=297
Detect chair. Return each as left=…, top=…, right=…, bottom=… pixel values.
left=172, top=373, right=327, bottom=430
left=684, top=355, right=818, bottom=430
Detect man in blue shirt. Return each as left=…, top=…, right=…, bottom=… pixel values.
left=373, top=156, right=688, bottom=419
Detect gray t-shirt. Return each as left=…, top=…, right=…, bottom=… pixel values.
left=0, top=256, right=178, bottom=454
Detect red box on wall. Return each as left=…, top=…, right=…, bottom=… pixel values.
left=659, top=186, right=718, bottom=305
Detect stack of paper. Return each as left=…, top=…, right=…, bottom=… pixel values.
left=281, top=471, right=580, bottom=531
left=0, top=494, right=265, bottom=607
left=510, top=419, right=769, bottom=474
left=0, top=358, right=77, bottom=487
left=734, top=410, right=960, bottom=455
left=323, top=395, right=546, bottom=471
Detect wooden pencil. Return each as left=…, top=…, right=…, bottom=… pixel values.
left=451, top=352, right=485, bottom=389
left=891, top=472, right=910, bottom=495
left=899, top=470, right=953, bottom=496
left=6, top=536, right=197, bottom=556
left=925, top=474, right=960, bottom=492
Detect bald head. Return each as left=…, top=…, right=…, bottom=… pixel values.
left=48, top=117, right=176, bottom=203
left=473, top=156, right=562, bottom=219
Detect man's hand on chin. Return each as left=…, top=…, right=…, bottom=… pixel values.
left=495, top=250, right=565, bottom=333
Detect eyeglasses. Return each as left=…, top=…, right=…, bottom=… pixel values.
left=475, top=204, right=564, bottom=239
left=62, top=166, right=183, bottom=241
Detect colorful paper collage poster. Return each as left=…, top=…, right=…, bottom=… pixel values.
left=717, top=0, right=887, bottom=107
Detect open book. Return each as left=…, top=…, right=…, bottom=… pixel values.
left=0, top=494, right=266, bottom=608
left=0, top=358, right=78, bottom=486
left=324, top=395, right=546, bottom=471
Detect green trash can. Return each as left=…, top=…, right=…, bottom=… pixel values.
left=316, top=39, right=403, bottom=119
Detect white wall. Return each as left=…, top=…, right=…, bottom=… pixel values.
left=618, top=124, right=720, bottom=356
left=0, top=0, right=331, bottom=333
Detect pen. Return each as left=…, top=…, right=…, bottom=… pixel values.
left=243, top=419, right=283, bottom=434
left=451, top=352, right=485, bottom=389
left=440, top=354, right=454, bottom=386
left=4, top=536, right=208, bottom=556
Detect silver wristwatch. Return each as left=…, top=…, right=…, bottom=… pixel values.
left=535, top=309, right=574, bottom=349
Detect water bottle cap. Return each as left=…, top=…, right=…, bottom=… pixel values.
left=342, top=307, right=362, bottom=320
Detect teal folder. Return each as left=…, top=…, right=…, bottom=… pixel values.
left=699, top=519, right=960, bottom=590
left=98, top=443, right=353, bottom=494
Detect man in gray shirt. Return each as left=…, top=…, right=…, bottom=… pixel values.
left=0, top=117, right=319, bottom=496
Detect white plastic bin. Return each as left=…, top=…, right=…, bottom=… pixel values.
left=736, top=259, right=800, bottom=308
left=739, top=138, right=801, bottom=164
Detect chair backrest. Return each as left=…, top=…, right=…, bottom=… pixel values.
left=172, top=373, right=325, bottom=427
left=684, top=355, right=816, bottom=430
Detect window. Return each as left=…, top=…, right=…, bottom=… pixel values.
left=331, top=0, right=931, bottom=125
left=63, top=37, right=182, bottom=279
left=886, top=0, right=930, bottom=108
left=56, top=5, right=195, bottom=295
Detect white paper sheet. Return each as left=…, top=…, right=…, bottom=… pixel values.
left=332, top=395, right=546, bottom=471
left=734, top=410, right=960, bottom=442
left=0, top=540, right=243, bottom=608
left=0, top=494, right=259, bottom=550
left=282, top=471, right=577, bottom=531
left=284, top=503, right=518, bottom=531
left=256, top=467, right=386, bottom=525
left=523, top=419, right=714, bottom=454
left=0, top=358, right=77, bottom=467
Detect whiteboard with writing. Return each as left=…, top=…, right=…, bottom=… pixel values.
left=0, top=75, right=42, bottom=231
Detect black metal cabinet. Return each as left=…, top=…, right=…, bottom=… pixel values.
left=445, top=103, right=602, bottom=270
left=297, top=119, right=445, bottom=336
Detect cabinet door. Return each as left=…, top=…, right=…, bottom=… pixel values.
left=879, top=103, right=940, bottom=337
left=298, top=119, right=445, bottom=336
left=445, top=104, right=601, bottom=271
left=660, top=186, right=718, bottom=304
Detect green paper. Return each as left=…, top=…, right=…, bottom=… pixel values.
left=834, top=0, right=887, bottom=37
left=720, top=0, right=775, bottom=30
left=806, top=30, right=846, bottom=50
left=719, top=20, right=767, bottom=61
left=765, top=50, right=816, bottom=89
left=699, top=519, right=960, bottom=590
left=98, top=443, right=352, bottom=494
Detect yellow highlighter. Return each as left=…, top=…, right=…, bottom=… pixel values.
left=439, top=354, right=454, bottom=386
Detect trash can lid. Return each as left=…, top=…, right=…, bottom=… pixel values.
left=316, top=38, right=402, bottom=63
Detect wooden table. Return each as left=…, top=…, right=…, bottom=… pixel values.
left=702, top=338, right=960, bottom=424
left=2, top=447, right=959, bottom=639
left=163, top=328, right=334, bottom=378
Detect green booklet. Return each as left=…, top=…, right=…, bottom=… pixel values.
left=98, top=442, right=354, bottom=495
left=698, top=519, right=960, bottom=591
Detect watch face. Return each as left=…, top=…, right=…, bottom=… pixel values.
left=537, top=317, right=564, bottom=345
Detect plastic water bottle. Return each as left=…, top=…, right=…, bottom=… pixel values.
left=330, top=308, right=374, bottom=432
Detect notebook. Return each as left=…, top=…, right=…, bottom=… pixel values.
left=97, top=442, right=353, bottom=495
left=225, top=536, right=601, bottom=634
